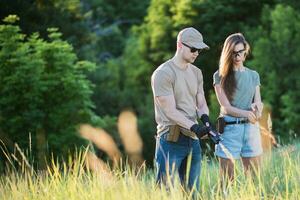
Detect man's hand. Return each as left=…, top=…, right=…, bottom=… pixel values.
left=199, top=114, right=222, bottom=144
left=207, top=128, right=222, bottom=144
left=190, top=124, right=222, bottom=144
left=190, top=124, right=210, bottom=138
left=200, top=114, right=211, bottom=127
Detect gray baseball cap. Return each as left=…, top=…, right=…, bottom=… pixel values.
left=177, top=27, right=209, bottom=50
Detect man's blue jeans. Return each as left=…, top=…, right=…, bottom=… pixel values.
left=155, top=132, right=202, bottom=190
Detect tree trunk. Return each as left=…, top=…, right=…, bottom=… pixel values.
left=36, top=127, right=47, bottom=169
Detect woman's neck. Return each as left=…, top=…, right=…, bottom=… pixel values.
left=233, top=64, right=245, bottom=71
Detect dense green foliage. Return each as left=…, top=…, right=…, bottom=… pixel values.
left=0, top=0, right=149, bottom=61
left=0, top=15, right=101, bottom=169
left=0, top=0, right=299, bottom=167
left=249, top=4, right=300, bottom=139
left=117, top=0, right=300, bottom=152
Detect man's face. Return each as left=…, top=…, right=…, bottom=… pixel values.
left=180, top=42, right=201, bottom=63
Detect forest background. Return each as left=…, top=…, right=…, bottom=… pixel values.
left=0, top=0, right=299, bottom=170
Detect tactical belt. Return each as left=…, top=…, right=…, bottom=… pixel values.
left=179, top=127, right=198, bottom=139
left=164, top=125, right=197, bottom=142
left=217, top=117, right=249, bottom=134
left=225, top=119, right=249, bottom=125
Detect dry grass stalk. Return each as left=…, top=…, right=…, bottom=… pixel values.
left=118, top=110, right=144, bottom=166
left=79, top=124, right=121, bottom=166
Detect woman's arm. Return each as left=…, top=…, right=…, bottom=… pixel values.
left=251, top=85, right=263, bottom=119
left=214, top=84, right=257, bottom=123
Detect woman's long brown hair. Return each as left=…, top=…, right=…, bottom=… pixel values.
left=219, top=33, right=250, bottom=102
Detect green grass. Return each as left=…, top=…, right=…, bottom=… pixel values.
left=1, top=144, right=300, bottom=200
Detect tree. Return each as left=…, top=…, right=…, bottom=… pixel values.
left=121, top=0, right=276, bottom=95
left=249, top=4, right=300, bottom=138
left=112, top=0, right=278, bottom=162
left=0, top=0, right=150, bottom=62
left=0, top=15, right=101, bottom=169
left=0, top=0, right=152, bottom=164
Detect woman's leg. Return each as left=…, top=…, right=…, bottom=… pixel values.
left=241, top=122, right=263, bottom=176
left=241, top=156, right=261, bottom=176
left=219, top=157, right=235, bottom=182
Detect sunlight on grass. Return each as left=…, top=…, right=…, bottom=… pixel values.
left=0, top=144, right=299, bottom=199
left=0, top=108, right=296, bottom=199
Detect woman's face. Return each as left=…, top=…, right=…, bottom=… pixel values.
left=232, top=43, right=246, bottom=66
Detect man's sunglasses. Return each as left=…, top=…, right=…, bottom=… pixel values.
left=182, top=42, right=203, bottom=54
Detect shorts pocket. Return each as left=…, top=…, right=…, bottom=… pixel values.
left=222, top=124, right=236, bottom=135
left=221, top=124, right=243, bottom=149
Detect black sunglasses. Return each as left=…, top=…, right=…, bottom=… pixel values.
left=233, top=49, right=246, bottom=57
left=182, top=42, right=203, bottom=54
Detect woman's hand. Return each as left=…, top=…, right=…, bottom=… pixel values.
left=246, top=110, right=257, bottom=124
left=251, top=102, right=263, bottom=119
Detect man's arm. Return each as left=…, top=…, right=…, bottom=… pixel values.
left=196, top=91, right=209, bottom=118
left=156, top=95, right=210, bottom=138
left=156, top=95, right=195, bottom=130
left=195, top=85, right=222, bottom=144
left=152, top=70, right=208, bottom=137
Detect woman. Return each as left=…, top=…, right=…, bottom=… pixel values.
left=213, top=33, right=263, bottom=181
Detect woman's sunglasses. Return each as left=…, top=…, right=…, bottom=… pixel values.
left=233, top=49, right=246, bottom=57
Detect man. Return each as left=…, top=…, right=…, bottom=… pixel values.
left=151, top=27, right=217, bottom=191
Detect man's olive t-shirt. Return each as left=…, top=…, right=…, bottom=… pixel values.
left=151, top=60, right=204, bottom=135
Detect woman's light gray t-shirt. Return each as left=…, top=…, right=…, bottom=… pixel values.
left=213, top=67, right=260, bottom=110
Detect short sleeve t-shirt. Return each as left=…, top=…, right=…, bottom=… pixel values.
left=213, top=67, right=260, bottom=111
left=151, top=60, right=204, bottom=135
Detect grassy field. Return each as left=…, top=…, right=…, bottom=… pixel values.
left=0, top=144, right=300, bottom=200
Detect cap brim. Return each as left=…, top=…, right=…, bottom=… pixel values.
left=193, top=42, right=210, bottom=50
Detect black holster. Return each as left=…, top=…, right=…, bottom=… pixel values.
left=216, top=116, right=226, bottom=134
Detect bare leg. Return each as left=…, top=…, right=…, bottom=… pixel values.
left=241, top=156, right=261, bottom=176
left=219, top=157, right=235, bottom=182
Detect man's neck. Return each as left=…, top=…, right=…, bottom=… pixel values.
left=171, top=55, right=189, bottom=70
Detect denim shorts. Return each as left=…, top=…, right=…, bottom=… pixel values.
left=215, top=115, right=263, bottom=159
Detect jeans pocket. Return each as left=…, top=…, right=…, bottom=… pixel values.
left=159, top=131, right=168, bottom=141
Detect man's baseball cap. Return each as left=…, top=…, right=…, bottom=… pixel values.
left=177, top=27, right=209, bottom=50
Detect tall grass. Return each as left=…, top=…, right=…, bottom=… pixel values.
left=0, top=144, right=299, bottom=200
